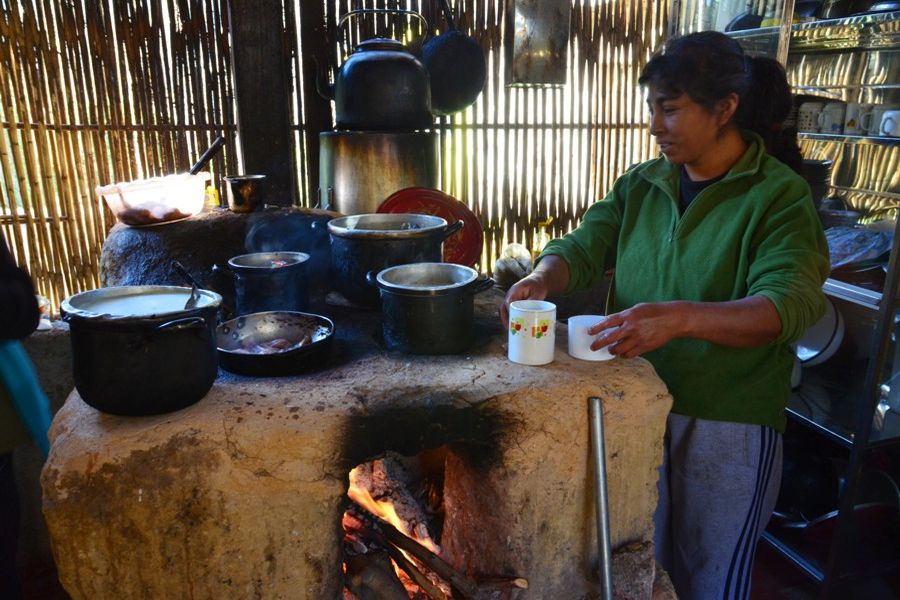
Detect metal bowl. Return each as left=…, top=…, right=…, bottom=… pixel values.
left=216, top=311, right=334, bottom=377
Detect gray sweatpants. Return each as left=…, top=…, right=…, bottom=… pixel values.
left=654, top=413, right=783, bottom=600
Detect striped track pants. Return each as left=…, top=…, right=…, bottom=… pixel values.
left=653, top=413, right=783, bottom=600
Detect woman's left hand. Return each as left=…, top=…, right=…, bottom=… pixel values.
left=589, top=302, right=684, bottom=359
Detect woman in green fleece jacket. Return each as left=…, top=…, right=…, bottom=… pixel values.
left=501, top=32, right=829, bottom=599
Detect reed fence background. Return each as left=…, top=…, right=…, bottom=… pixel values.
left=1, top=0, right=666, bottom=310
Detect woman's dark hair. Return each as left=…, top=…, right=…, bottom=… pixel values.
left=638, top=31, right=802, bottom=174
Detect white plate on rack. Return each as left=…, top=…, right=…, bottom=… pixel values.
left=796, top=296, right=844, bottom=367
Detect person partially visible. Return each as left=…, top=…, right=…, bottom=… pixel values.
left=501, top=31, right=829, bottom=599
left=0, top=232, right=51, bottom=599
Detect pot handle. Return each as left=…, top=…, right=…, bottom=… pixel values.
left=468, top=277, right=494, bottom=295
left=157, top=316, right=207, bottom=332
left=365, top=270, right=380, bottom=288
left=338, top=9, right=428, bottom=34
left=441, top=220, right=464, bottom=240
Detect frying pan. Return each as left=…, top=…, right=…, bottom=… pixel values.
left=421, top=0, right=486, bottom=115
left=216, top=311, right=334, bottom=377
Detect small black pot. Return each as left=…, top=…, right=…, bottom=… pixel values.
left=368, top=262, right=493, bottom=354
left=61, top=286, right=222, bottom=416
left=214, top=251, right=310, bottom=316
left=329, top=214, right=463, bottom=307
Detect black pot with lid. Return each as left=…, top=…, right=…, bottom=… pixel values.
left=61, top=286, right=222, bottom=416
left=316, top=9, right=433, bottom=131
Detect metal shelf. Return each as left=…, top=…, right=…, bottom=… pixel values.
left=798, top=132, right=900, bottom=146
left=790, top=11, right=900, bottom=52
left=823, top=278, right=882, bottom=310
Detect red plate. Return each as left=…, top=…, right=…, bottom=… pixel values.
left=378, top=187, right=484, bottom=267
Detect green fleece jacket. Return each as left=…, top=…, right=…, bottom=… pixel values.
left=541, top=133, right=830, bottom=431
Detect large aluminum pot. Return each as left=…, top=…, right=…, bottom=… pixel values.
left=368, top=262, right=493, bottom=354
left=328, top=214, right=463, bottom=306
left=319, top=131, right=439, bottom=215
left=61, top=286, right=221, bottom=416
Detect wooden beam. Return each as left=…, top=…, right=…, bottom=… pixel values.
left=298, top=0, right=333, bottom=205
left=227, top=0, right=295, bottom=206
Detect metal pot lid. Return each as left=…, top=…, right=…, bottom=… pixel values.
left=376, top=262, right=478, bottom=293
left=61, top=285, right=222, bottom=320
left=328, top=213, right=448, bottom=239
left=228, top=251, right=310, bottom=271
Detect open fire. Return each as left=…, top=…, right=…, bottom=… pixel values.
left=341, top=452, right=528, bottom=600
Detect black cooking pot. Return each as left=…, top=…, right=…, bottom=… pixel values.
left=328, top=214, right=463, bottom=307
left=61, top=286, right=222, bottom=416
left=316, top=10, right=432, bottom=131
left=368, top=262, right=493, bottom=354
left=214, top=251, right=310, bottom=316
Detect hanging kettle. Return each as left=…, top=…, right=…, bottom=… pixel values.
left=316, top=9, right=433, bottom=131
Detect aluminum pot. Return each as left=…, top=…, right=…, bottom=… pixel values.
left=60, top=286, right=222, bottom=416
left=368, top=262, right=493, bottom=354
left=318, top=130, right=439, bottom=215
left=328, top=214, right=463, bottom=306
left=214, top=251, right=310, bottom=316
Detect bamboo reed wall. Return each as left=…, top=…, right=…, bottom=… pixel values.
left=1, top=0, right=666, bottom=310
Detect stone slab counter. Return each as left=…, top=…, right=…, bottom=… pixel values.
left=41, top=292, right=672, bottom=599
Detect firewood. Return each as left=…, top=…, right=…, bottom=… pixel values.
left=344, top=551, right=409, bottom=600
left=385, top=543, right=449, bottom=600
left=350, top=501, right=529, bottom=600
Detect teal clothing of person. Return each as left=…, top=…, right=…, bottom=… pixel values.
left=540, top=132, right=830, bottom=432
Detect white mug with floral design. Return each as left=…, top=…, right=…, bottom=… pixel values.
left=508, top=300, right=556, bottom=365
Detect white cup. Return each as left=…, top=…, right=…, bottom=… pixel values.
left=844, top=102, right=873, bottom=135
left=817, top=102, right=846, bottom=134
left=567, top=315, right=615, bottom=361
left=880, top=110, right=900, bottom=137
left=797, top=102, right=825, bottom=133
left=866, top=104, right=899, bottom=136
left=508, top=300, right=556, bottom=365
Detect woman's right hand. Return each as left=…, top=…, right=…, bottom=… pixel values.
left=499, top=272, right=551, bottom=330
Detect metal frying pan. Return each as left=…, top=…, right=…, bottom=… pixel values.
left=421, top=0, right=485, bottom=115
left=216, top=311, right=334, bottom=377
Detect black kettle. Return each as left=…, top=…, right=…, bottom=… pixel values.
left=317, top=9, right=433, bottom=131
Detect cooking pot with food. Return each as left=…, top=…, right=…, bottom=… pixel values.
left=61, top=286, right=221, bottom=416
left=216, top=311, right=335, bottom=377
left=368, top=262, right=493, bottom=354
left=214, top=251, right=311, bottom=316
left=328, top=214, right=463, bottom=306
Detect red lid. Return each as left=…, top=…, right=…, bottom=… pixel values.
left=378, top=187, right=484, bottom=267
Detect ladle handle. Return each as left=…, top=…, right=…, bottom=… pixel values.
left=436, top=0, right=457, bottom=31
left=189, top=135, right=226, bottom=175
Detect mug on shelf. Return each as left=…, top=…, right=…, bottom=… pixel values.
left=879, top=110, right=900, bottom=137
left=844, top=102, right=874, bottom=135
left=797, top=102, right=825, bottom=133
left=865, top=105, right=899, bottom=136
left=817, top=102, right=846, bottom=134
left=508, top=300, right=556, bottom=365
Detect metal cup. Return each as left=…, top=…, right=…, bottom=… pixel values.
left=224, top=174, right=266, bottom=213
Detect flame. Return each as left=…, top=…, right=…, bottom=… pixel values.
left=347, top=465, right=441, bottom=555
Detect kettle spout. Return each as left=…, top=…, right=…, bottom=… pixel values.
left=312, top=55, right=335, bottom=100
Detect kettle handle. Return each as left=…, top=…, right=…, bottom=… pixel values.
left=337, top=9, right=428, bottom=36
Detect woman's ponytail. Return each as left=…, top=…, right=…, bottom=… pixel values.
left=738, top=57, right=803, bottom=174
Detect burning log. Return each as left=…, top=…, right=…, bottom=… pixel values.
left=344, top=551, right=410, bottom=600
left=350, top=501, right=528, bottom=600
left=385, top=543, right=449, bottom=600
